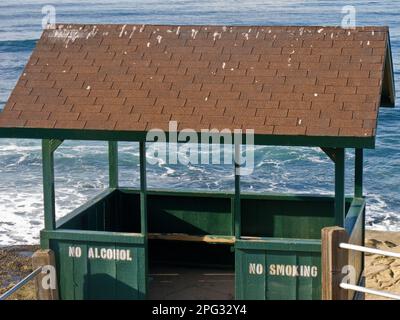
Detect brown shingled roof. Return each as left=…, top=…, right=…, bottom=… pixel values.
left=0, top=24, right=395, bottom=147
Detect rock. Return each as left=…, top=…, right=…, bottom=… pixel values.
left=384, top=241, right=397, bottom=248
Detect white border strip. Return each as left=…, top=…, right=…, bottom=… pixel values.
left=339, top=243, right=400, bottom=259
left=340, top=283, right=400, bottom=300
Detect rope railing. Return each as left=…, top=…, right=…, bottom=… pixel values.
left=0, top=266, right=42, bottom=300
left=339, top=243, right=400, bottom=259
left=340, top=283, right=400, bottom=300
left=339, top=242, right=400, bottom=300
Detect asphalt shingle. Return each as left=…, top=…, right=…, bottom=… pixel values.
left=0, top=24, right=393, bottom=138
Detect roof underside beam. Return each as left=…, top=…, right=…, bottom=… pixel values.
left=0, top=128, right=376, bottom=149
left=48, top=139, right=63, bottom=153
left=321, top=147, right=337, bottom=163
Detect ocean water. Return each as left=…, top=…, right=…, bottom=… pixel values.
left=0, top=0, right=399, bottom=245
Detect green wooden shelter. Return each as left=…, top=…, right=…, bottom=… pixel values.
left=0, top=24, right=395, bottom=299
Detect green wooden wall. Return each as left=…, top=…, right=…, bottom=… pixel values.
left=50, top=189, right=357, bottom=300
left=235, top=239, right=322, bottom=300
left=59, top=189, right=345, bottom=240
left=51, top=239, right=146, bottom=300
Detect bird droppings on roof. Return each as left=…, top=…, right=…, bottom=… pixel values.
left=0, top=24, right=394, bottom=140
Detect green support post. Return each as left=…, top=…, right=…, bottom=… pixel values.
left=139, top=141, right=147, bottom=236
left=42, top=139, right=62, bottom=231
left=234, top=143, right=241, bottom=239
left=108, top=141, right=118, bottom=188
left=334, top=148, right=345, bottom=227
left=354, top=148, right=363, bottom=198
left=355, top=148, right=365, bottom=272
left=139, top=141, right=148, bottom=296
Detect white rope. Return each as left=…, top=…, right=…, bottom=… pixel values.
left=339, top=243, right=400, bottom=300
left=339, top=243, right=400, bottom=259
left=340, top=283, right=400, bottom=300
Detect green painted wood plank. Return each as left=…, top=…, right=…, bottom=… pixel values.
left=115, top=245, right=144, bottom=300
left=42, top=139, right=56, bottom=230
left=240, top=197, right=336, bottom=239
left=147, top=195, right=232, bottom=235
left=235, top=245, right=322, bottom=300
left=56, top=188, right=116, bottom=228
left=235, top=238, right=321, bottom=252
left=119, top=187, right=353, bottom=203
left=296, top=251, right=321, bottom=300
left=230, top=198, right=235, bottom=236
left=135, top=246, right=147, bottom=299
left=334, top=148, right=345, bottom=227
left=87, top=207, right=96, bottom=231
left=52, top=240, right=75, bottom=300
left=234, top=246, right=243, bottom=300
left=108, top=141, right=118, bottom=188
left=55, top=187, right=349, bottom=240
left=42, top=229, right=145, bottom=244
left=48, top=139, right=63, bottom=152
left=40, top=232, right=50, bottom=249
left=266, top=251, right=297, bottom=299
left=86, top=242, right=116, bottom=299
left=234, top=143, right=241, bottom=238
left=344, top=197, right=366, bottom=234
left=235, top=249, right=266, bottom=300
left=73, top=242, right=88, bottom=299
left=139, top=141, right=147, bottom=236
left=355, top=148, right=363, bottom=198
left=49, top=236, right=147, bottom=299
left=139, top=141, right=148, bottom=296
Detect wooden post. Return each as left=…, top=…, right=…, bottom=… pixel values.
left=108, top=141, right=118, bottom=188
left=42, top=139, right=56, bottom=231
left=354, top=148, right=363, bottom=198
left=234, top=142, right=241, bottom=239
left=32, top=249, right=59, bottom=300
left=321, top=226, right=349, bottom=300
left=334, top=148, right=345, bottom=227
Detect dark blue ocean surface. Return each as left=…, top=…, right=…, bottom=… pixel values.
left=0, top=1, right=399, bottom=244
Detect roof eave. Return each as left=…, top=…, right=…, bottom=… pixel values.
left=0, top=127, right=376, bottom=149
